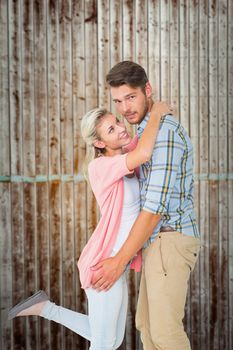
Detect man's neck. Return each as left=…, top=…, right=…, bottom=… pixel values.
left=137, top=98, right=154, bottom=125
left=147, top=98, right=154, bottom=113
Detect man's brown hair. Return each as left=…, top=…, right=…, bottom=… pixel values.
left=106, top=61, right=148, bottom=89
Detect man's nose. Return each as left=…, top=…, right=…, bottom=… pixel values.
left=122, top=100, right=130, bottom=113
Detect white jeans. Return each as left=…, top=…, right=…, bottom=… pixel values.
left=40, top=273, right=128, bottom=350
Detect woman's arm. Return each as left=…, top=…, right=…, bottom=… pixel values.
left=126, top=101, right=172, bottom=170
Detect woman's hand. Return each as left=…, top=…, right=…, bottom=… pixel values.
left=150, top=100, right=175, bottom=118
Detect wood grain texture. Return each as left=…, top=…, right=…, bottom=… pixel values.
left=0, top=184, right=12, bottom=350
left=9, top=0, right=23, bottom=176
left=228, top=1, right=233, bottom=348
left=208, top=1, right=219, bottom=349
left=0, top=0, right=9, bottom=177
left=0, top=1, right=232, bottom=349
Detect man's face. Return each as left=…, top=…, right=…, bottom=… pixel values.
left=110, top=83, right=152, bottom=125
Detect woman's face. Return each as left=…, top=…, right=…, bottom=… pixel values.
left=95, top=113, right=131, bottom=156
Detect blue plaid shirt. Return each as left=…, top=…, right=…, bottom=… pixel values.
left=137, top=114, right=199, bottom=243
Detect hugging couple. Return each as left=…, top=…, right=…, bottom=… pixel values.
left=9, top=61, right=200, bottom=350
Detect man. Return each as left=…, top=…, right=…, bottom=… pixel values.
left=91, top=61, right=201, bottom=350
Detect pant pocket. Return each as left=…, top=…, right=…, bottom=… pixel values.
left=174, top=236, right=201, bottom=271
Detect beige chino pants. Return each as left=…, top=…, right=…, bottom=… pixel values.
left=136, top=231, right=201, bottom=350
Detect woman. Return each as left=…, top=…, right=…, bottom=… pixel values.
left=8, top=102, right=172, bottom=350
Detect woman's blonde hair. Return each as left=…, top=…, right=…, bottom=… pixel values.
left=81, top=107, right=109, bottom=179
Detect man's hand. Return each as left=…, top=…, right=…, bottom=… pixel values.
left=91, top=256, right=126, bottom=291
left=90, top=211, right=161, bottom=292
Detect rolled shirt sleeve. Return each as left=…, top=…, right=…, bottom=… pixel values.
left=142, top=129, right=185, bottom=216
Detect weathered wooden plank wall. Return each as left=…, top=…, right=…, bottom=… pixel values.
left=0, top=0, right=232, bottom=349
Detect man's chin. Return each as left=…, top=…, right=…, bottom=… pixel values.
left=125, top=116, right=141, bottom=125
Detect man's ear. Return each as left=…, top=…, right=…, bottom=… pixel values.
left=93, top=140, right=106, bottom=149
left=145, top=82, right=153, bottom=98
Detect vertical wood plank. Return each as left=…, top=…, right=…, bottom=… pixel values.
left=33, top=2, right=50, bottom=348
left=60, top=0, right=73, bottom=176
left=21, top=1, right=38, bottom=348
left=74, top=181, right=89, bottom=350
left=59, top=1, right=74, bottom=348
left=169, top=1, right=179, bottom=115
left=109, top=0, right=123, bottom=114
left=228, top=162, right=233, bottom=350
left=122, top=0, right=135, bottom=61
left=0, top=3, right=10, bottom=347
left=47, top=2, right=61, bottom=346
left=49, top=181, right=62, bottom=349
left=85, top=0, right=98, bottom=110
left=7, top=10, right=23, bottom=346
left=209, top=1, right=219, bottom=349
left=218, top=1, right=229, bottom=349
left=0, top=184, right=12, bottom=350
left=228, top=1, right=233, bottom=349
left=97, top=0, right=110, bottom=109
left=36, top=183, right=50, bottom=350
left=72, top=0, right=86, bottom=175
left=199, top=1, right=210, bottom=349
left=34, top=0, right=48, bottom=175
left=62, top=181, right=75, bottom=349
left=11, top=184, right=26, bottom=350
left=22, top=0, right=35, bottom=177
left=160, top=0, right=170, bottom=102
left=24, top=183, right=38, bottom=350
left=148, top=0, right=160, bottom=100
left=0, top=0, right=10, bottom=176
left=109, top=0, right=123, bottom=67
left=9, top=0, right=23, bottom=176
left=135, top=0, right=147, bottom=68
left=179, top=0, right=189, bottom=129
left=227, top=2, right=233, bottom=349
left=48, top=0, right=60, bottom=176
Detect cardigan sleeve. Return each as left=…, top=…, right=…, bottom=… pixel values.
left=88, top=153, right=134, bottom=197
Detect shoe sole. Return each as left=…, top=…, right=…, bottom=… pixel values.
left=8, top=290, right=49, bottom=320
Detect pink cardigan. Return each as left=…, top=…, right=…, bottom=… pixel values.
left=78, top=138, right=141, bottom=289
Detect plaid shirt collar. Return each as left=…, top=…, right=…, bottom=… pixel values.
left=137, top=113, right=150, bottom=136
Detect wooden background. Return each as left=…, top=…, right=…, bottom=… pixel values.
left=0, top=0, right=232, bottom=349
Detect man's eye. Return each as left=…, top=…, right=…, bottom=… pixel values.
left=129, top=95, right=135, bottom=100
